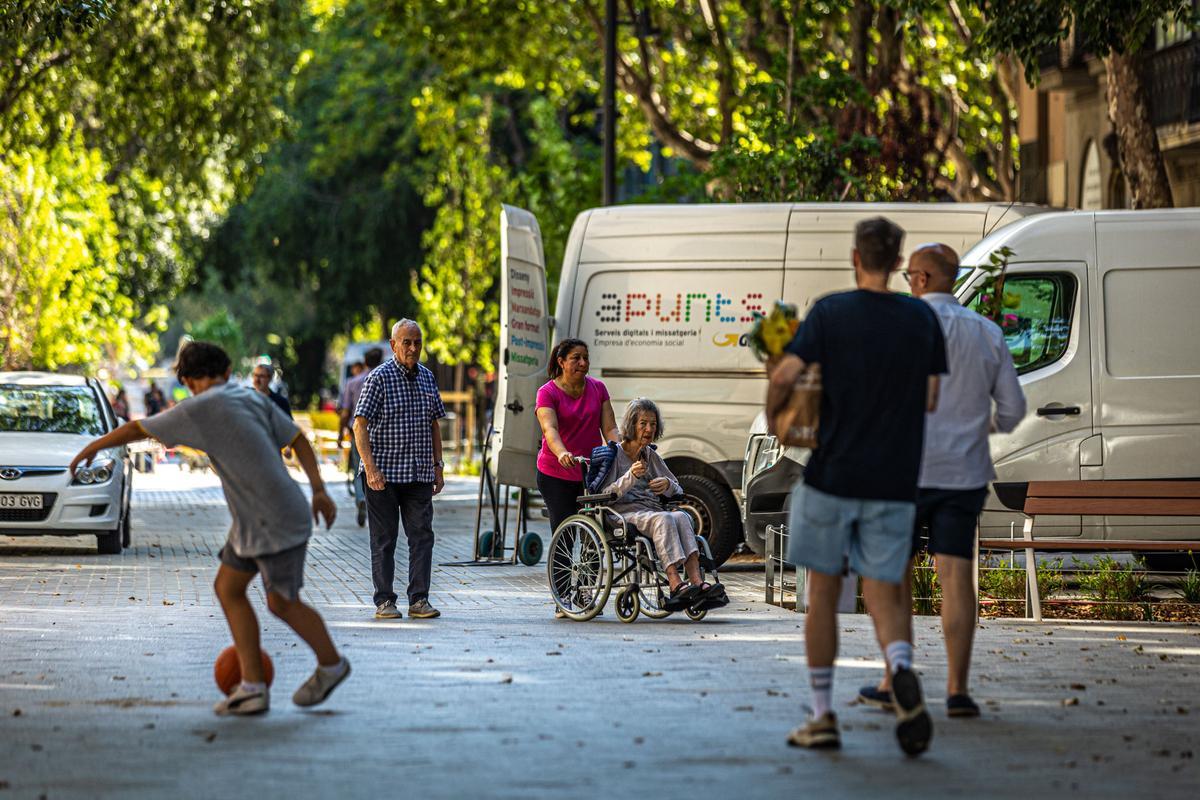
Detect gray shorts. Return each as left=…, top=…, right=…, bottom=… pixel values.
left=219, top=542, right=307, bottom=601
left=787, top=482, right=915, bottom=584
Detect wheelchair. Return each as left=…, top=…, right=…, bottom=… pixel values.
left=546, top=472, right=725, bottom=623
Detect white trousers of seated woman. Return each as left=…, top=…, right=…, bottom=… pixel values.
left=622, top=509, right=698, bottom=569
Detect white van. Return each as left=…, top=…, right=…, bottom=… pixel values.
left=745, top=208, right=1200, bottom=568
left=492, top=202, right=1047, bottom=564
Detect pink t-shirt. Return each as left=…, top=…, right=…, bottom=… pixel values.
left=536, top=377, right=610, bottom=481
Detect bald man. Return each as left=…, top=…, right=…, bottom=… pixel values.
left=860, top=243, right=1026, bottom=718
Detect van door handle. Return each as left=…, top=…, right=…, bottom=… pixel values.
left=505, top=400, right=524, bottom=414
left=1036, top=405, right=1081, bottom=417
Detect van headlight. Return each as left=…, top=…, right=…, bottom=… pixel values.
left=73, top=458, right=115, bottom=485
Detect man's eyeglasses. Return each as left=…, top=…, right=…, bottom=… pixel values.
left=902, top=270, right=928, bottom=284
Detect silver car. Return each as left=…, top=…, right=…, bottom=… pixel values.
left=0, top=372, right=132, bottom=554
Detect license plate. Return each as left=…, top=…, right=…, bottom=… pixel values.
left=0, top=493, right=43, bottom=510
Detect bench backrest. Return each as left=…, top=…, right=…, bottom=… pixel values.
left=1024, top=480, right=1200, bottom=516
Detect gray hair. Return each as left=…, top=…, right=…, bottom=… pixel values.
left=620, top=397, right=664, bottom=442
left=391, top=318, right=421, bottom=340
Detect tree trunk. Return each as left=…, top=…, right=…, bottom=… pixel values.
left=1103, top=50, right=1174, bottom=209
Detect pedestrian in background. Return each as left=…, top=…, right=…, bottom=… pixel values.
left=859, top=243, right=1026, bottom=719
left=144, top=380, right=166, bottom=417
left=339, top=347, right=384, bottom=525
left=353, top=320, right=446, bottom=621
left=110, top=387, right=129, bottom=420
left=767, top=217, right=946, bottom=755
left=252, top=363, right=293, bottom=419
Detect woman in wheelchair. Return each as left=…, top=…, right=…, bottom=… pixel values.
left=602, top=398, right=721, bottom=610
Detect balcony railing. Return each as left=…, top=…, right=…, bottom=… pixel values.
left=1148, top=37, right=1200, bottom=128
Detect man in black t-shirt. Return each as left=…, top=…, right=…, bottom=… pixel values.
left=767, top=217, right=947, bottom=756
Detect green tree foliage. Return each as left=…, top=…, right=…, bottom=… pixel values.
left=976, top=0, right=1198, bottom=208
left=410, top=89, right=515, bottom=371
left=0, top=124, right=155, bottom=370
left=1, top=0, right=303, bottom=372
left=384, top=0, right=1020, bottom=202
left=197, top=1, right=429, bottom=404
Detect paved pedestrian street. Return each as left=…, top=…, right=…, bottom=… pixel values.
left=1, top=467, right=1197, bottom=799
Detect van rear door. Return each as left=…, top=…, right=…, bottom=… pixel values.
left=489, top=205, right=551, bottom=488
left=959, top=261, right=1095, bottom=537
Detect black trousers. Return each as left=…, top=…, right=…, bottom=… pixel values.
left=366, top=481, right=435, bottom=606
left=537, top=470, right=585, bottom=534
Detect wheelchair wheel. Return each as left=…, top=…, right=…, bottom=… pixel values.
left=547, top=515, right=613, bottom=621
left=615, top=586, right=640, bottom=623
left=685, top=606, right=707, bottom=622
left=635, top=560, right=671, bottom=619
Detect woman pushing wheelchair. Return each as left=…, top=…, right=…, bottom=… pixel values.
left=598, top=398, right=727, bottom=611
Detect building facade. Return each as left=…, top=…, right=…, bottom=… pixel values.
left=1017, top=10, right=1200, bottom=209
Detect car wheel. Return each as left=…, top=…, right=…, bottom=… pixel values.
left=677, top=474, right=742, bottom=567
left=97, top=527, right=123, bottom=555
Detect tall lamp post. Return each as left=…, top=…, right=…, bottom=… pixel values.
left=603, top=0, right=617, bottom=206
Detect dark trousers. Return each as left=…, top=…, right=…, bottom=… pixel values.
left=366, top=481, right=435, bottom=606
left=537, top=470, right=585, bottom=534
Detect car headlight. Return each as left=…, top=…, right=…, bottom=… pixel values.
left=751, top=435, right=781, bottom=478
left=73, top=458, right=115, bottom=486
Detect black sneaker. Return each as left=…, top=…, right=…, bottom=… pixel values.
left=946, top=693, right=981, bottom=718
left=891, top=667, right=933, bottom=757
left=857, top=684, right=895, bottom=712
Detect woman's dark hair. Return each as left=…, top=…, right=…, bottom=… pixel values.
left=174, top=341, right=232, bottom=381
left=547, top=338, right=588, bottom=379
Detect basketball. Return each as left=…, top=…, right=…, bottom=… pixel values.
left=214, top=646, right=274, bottom=695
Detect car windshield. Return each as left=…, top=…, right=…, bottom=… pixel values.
left=0, top=384, right=106, bottom=435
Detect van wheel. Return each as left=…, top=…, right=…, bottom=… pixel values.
left=677, top=474, right=741, bottom=567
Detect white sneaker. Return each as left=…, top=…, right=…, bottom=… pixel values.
left=293, top=658, right=351, bottom=707
left=213, top=684, right=269, bottom=716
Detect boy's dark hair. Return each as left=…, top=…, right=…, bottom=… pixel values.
left=547, top=338, right=588, bottom=379
left=854, top=217, right=905, bottom=273
left=174, top=341, right=232, bottom=381
left=364, top=347, right=384, bottom=369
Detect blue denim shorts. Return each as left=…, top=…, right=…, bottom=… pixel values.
left=787, top=482, right=915, bottom=584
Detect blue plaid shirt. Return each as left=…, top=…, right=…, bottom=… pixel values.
left=353, top=358, right=446, bottom=484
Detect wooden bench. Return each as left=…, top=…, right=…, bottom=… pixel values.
left=978, top=480, right=1200, bottom=621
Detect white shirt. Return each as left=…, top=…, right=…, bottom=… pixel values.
left=918, top=293, right=1026, bottom=490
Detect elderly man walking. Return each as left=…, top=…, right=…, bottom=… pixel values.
left=353, top=320, right=446, bottom=620
left=860, top=243, right=1026, bottom=718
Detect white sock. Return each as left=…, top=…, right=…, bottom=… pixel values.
left=809, top=666, right=834, bottom=718
left=885, top=641, right=913, bottom=674
left=239, top=680, right=266, bottom=694
left=318, top=657, right=348, bottom=678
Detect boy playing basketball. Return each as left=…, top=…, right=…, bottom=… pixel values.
left=70, top=341, right=351, bottom=715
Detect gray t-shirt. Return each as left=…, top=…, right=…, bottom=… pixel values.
left=139, top=382, right=310, bottom=557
